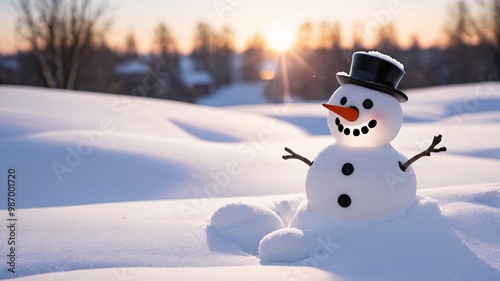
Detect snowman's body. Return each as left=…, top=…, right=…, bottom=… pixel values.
left=304, top=143, right=416, bottom=222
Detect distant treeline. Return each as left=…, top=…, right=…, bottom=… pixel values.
left=0, top=0, right=498, bottom=102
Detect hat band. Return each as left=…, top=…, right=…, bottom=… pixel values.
left=350, top=69, right=400, bottom=88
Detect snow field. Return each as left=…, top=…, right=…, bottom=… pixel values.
left=1, top=83, right=499, bottom=280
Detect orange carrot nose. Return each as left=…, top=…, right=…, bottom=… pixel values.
left=322, top=104, right=359, bottom=122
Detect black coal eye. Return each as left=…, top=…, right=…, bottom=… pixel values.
left=340, top=97, right=347, bottom=105
left=363, top=99, right=373, bottom=109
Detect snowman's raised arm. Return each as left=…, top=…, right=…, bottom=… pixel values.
left=399, top=135, right=447, bottom=172
left=282, top=147, right=313, bottom=166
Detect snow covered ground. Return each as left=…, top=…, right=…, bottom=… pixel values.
left=1, top=83, right=499, bottom=280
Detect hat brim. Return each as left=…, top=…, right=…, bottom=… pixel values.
left=336, top=73, right=408, bottom=103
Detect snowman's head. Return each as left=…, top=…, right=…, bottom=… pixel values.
left=324, top=84, right=403, bottom=146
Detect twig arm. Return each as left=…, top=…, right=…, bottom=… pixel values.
left=282, top=147, right=313, bottom=166
left=400, top=135, right=447, bottom=171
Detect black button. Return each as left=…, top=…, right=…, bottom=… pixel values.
left=368, top=120, right=377, bottom=128
left=344, top=128, right=350, bottom=135
left=353, top=129, right=360, bottom=136
left=338, top=124, right=344, bottom=132
left=335, top=118, right=340, bottom=125
left=342, top=163, right=354, bottom=175
left=338, top=194, right=351, bottom=208
left=361, top=126, right=369, bottom=134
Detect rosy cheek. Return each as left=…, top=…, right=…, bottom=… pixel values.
left=370, top=110, right=385, bottom=122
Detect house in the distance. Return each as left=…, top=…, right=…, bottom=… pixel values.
left=179, top=56, right=213, bottom=100
left=0, top=56, right=19, bottom=85
left=113, top=56, right=214, bottom=102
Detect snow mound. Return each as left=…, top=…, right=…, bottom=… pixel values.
left=5, top=266, right=341, bottom=281
left=474, top=190, right=500, bottom=208
left=208, top=203, right=284, bottom=255
left=258, top=228, right=311, bottom=263
left=0, top=86, right=311, bottom=208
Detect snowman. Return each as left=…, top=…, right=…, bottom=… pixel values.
left=208, top=51, right=446, bottom=263
left=283, top=51, right=447, bottom=221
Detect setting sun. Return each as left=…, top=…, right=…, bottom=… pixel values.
left=266, top=26, right=295, bottom=52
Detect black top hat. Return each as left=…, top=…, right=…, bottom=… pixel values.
left=336, top=51, right=408, bottom=103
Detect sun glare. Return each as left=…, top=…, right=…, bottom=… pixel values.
left=266, top=26, right=295, bottom=52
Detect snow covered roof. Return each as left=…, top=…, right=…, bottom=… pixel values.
left=115, top=60, right=150, bottom=75
left=182, top=71, right=213, bottom=87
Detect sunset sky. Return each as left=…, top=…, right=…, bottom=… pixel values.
left=0, top=0, right=482, bottom=54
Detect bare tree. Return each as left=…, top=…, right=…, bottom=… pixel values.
left=241, top=34, right=266, bottom=81
left=294, top=22, right=313, bottom=49
left=351, top=23, right=366, bottom=51
left=14, top=0, right=110, bottom=89
left=152, top=22, right=179, bottom=76
left=190, top=22, right=233, bottom=87
left=375, top=23, right=400, bottom=54
left=444, top=0, right=476, bottom=83
left=192, top=22, right=216, bottom=71
left=445, top=0, right=475, bottom=46
left=124, top=31, right=138, bottom=58
left=153, top=23, right=176, bottom=59
left=476, top=0, right=500, bottom=78
left=317, top=22, right=341, bottom=50
left=213, top=26, right=234, bottom=86
left=317, top=22, right=331, bottom=50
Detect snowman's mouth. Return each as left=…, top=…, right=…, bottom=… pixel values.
left=335, top=117, right=377, bottom=136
